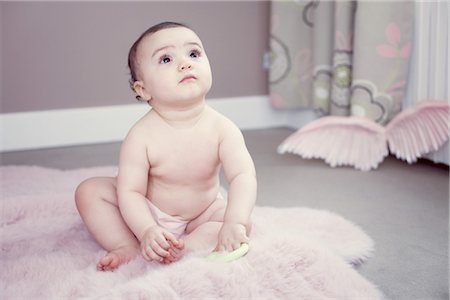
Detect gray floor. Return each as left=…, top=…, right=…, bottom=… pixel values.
left=1, top=128, right=449, bottom=300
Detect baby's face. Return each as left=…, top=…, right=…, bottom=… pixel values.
left=135, top=27, right=212, bottom=106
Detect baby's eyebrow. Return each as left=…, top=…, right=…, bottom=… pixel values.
left=152, top=45, right=174, bottom=58
left=151, top=42, right=203, bottom=58
left=185, top=42, right=202, bottom=49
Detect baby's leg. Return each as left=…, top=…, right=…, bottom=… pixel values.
left=183, top=198, right=227, bottom=253
left=75, top=177, right=139, bottom=271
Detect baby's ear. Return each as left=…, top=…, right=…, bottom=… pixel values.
left=133, top=81, right=152, bottom=101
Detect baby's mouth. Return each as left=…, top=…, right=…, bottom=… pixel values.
left=179, top=75, right=197, bottom=83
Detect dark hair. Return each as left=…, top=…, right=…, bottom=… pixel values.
left=127, top=21, right=190, bottom=102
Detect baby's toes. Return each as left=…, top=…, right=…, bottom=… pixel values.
left=97, top=253, right=118, bottom=271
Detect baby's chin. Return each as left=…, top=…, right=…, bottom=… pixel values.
left=173, top=92, right=209, bottom=105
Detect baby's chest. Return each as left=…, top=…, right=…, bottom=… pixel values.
left=148, top=133, right=220, bottom=181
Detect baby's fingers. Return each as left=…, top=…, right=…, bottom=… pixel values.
left=163, top=231, right=179, bottom=247
left=141, top=246, right=153, bottom=261
left=231, top=242, right=242, bottom=251
left=215, top=240, right=247, bottom=252
left=141, top=244, right=163, bottom=262
left=214, top=242, right=232, bottom=252
left=155, top=236, right=171, bottom=251
left=150, top=240, right=170, bottom=258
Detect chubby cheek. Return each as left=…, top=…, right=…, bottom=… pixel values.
left=203, top=73, right=213, bottom=93
left=147, top=73, right=174, bottom=96
left=201, top=65, right=213, bottom=92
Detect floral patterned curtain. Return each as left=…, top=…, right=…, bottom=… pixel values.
left=270, top=1, right=450, bottom=171
left=269, top=1, right=413, bottom=124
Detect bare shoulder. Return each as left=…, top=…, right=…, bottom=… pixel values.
left=123, top=109, right=157, bottom=140
left=206, top=106, right=243, bottom=140
left=119, top=110, right=159, bottom=156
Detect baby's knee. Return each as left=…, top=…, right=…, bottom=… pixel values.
left=74, top=177, right=102, bottom=207
left=75, top=177, right=117, bottom=209
left=75, top=178, right=92, bottom=206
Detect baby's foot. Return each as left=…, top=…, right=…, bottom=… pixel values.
left=96, top=245, right=140, bottom=271
left=163, top=239, right=185, bottom=264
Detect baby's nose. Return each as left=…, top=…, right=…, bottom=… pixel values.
left=179, top=62, right=192, bottom=71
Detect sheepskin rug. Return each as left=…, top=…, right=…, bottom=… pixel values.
left=1, top=166, right=383, bottom=299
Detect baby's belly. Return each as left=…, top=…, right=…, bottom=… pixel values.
left=146, top=179, right=220, bottom=220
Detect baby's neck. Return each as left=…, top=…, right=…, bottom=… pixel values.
left=152, top=101, right=207, bottom=128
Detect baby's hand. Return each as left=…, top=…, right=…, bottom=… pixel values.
left=215, top=222, right=249, bottom=252
left=139, top=225, right=179, bottom=262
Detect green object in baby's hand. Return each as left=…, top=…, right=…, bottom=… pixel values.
left=206, top=243, right=249, bottom=263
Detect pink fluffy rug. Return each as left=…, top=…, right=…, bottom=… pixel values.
left=1, top=166, right=383, bottom=299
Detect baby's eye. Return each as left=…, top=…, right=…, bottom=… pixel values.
left=159, top=55, right=171, bottom=64
left=190, top=49, right=201, bottom=58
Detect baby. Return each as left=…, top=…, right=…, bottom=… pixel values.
left=75, top=21, right=257, bottom=271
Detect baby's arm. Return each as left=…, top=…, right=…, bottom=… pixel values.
left=117, top=126, right=175, bottom=261
left=217, top=118, right=257, bottom=251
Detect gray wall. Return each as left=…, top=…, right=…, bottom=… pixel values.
left=1, top=1, right=270, bottom=113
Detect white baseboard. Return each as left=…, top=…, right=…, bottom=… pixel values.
left=0, top=95, right=316, bottom=152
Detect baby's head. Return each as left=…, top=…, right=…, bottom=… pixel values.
left=127, top=22, right=212, bottom=105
